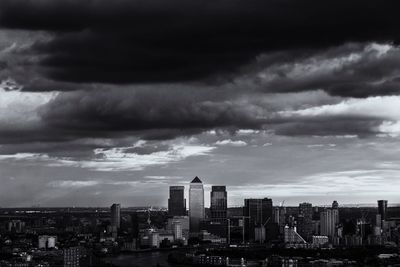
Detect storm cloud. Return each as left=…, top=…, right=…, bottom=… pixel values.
left=1, top=0, right=400, bottom=86
left=0, top=0, right=400, bottom=206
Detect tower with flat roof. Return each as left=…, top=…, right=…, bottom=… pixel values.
left=110, top=203, right=121, bottom=229
left=168, top=186, right=186, bottom=216
left=210, top=186, right=227, bottom=219
left=378, top=200, right=388, bottom=221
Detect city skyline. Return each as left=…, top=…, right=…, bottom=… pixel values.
left=1, top=1, right=400, bottom=265
left=1, top=0, right=400, bottom=207
left=0, top=175, right=397, bottom=208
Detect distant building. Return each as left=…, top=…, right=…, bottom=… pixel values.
left=110, top=203, right=121, bottom=229
left=168, top=186, right=186, bottom=216
left=158, top=230, right=175, bottom=247
left=189, top=176, right=204, bottom=234
left=38, top=235, right=57, bottom=249
left=320, top=209, right=339, bottom=239
left=255, top=225, right=266, bottom=243
left=378, top=200, right=388, bottom=221
left=297, top=202, right=313, bottom=242
left=312, top=235, right=329, bottom=247
left=139, top=229, right=159, bottom=248
left=210, top=186, right=227, bottom=219
left=167, top=216, right=189, bottom=231
left=200, top=219, right=228, bottom=239
left=63, top=247, right=80, bottom=267
left=284, top=226, right=306, bottom=244
left=274, top=206, right=287, bottom=234
left=199, top=230, right=227, bottom=243
left=243, top=198, right=273, bottom=241
left=173, top=221, right=183, bottom=240
left=121, top=239, right=137, bottom=252
left=7, top=220, right=25, bottom=233
left=193, top=254, right=227, bottom=266
left=332, top=200, right=339, bottom=209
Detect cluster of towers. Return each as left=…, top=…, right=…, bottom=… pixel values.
left=168, top=176, right=227, bottom=235
left=109, top=178, right=392, bottom=246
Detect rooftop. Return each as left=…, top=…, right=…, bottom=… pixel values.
left=191, top=176, right=202, bottom=183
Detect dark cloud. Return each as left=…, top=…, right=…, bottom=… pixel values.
left=1, top=0, right=400, bottom=85
left=32, top=87, right=388, bottom=144
left=235, top=43, right=400, bottom=98
left=38, top=88, right=266, bottom=137
left=274, top=117, right=383, bottom=138
left=123, top=144, right=171, bottom=155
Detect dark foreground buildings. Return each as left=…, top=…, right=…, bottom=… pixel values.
left=243, top=198, right=274, bottom=242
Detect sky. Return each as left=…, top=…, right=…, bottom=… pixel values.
left=0, top=0, right=400, bottom=207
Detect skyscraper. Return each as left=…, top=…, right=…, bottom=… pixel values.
left=332, top=200, right=339, bottom=209
left=110, top=203, right=121, bottom=229
left=299, top=202, right=313, bottom=219
left=297, top=202, right=313, bottom=241
left=168, top=186, right=186, bottom=216
left=210, top=186, right=227, bottom=219
left=320, top=208, right=339, bottom=239
left=189, top=176, right=204, bottom=233
left=243, top=198, right=273, bottom=241
left=378, top=200, right=388, bottom=221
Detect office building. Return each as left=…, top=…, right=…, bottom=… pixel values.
left=7, top=220, right=25, bottom=233
left=38, top=235, right=57, bottom=249
left=140, top=229, right=159, bottom=248
left=378, top=200, right=388, bottom=221
left=243, top=198, right=273, bottom=241
left=210, top=186, right=227, bottom=219
left=168, top=186, right=186, bottom=216
left=320, top=208, right=339, bottom=239
left=297, top=202, right=313, bottom=242
left=167, top=216, right=189, bottom=244
left=274, top=206, right=287, bottom=234
left=111, top=203, right=121, bottom=229
left=312, top=236, right=329, bottom=247
left=63, top=247, right=80, bottom=267
left=189, top=176, right=205, bottom=234
left=173, top=221, right=183, bottom=240
left=205, top=186, right=228, bottom=240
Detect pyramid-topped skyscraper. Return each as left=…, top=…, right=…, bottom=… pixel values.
left=189, top=176, right=204, bottom=234
left=191, top=176, right=202, bottom=183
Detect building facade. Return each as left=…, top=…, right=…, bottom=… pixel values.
left=297, top=202, right=313, bottom=242
left=168, top=186, right=186, bottom=216
left=111, top=203, right=121, bottom=229
left=210, top=186, right=227, bottom=219
left=243, top=198, right=273, bottom=241
left=320, top=208, right=339, bottom=240
left=63, top=247, right=80, bottom=267
left=189, top=176, right=205, bottom=234
left=378, top=200, right=388, bottom=221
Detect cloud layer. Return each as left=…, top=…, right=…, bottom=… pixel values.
left=0, top=0, right=399, bottom=206
left=1, top=0, right=400, bottom=86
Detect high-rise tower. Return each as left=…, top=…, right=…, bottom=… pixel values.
left=110, top=203, right=121, bottom=229
left=378, top=200, right=388, bottom=221
left=189, top=176, right=204, bottom=233
left=320, top=208, right=339, bottom=239
left=210, top=186, right=227, bottom=219
left=243, top=198, right=273, bottom=241
left=297, top=202, right=313, bottom=241
left=168, top=186, right=186, bottom=216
